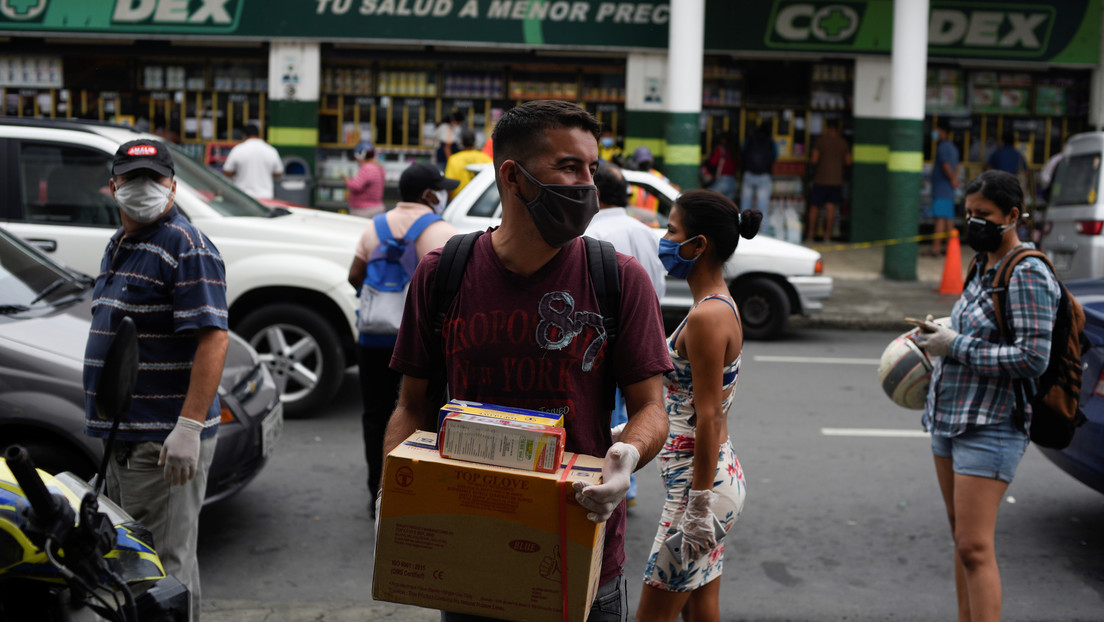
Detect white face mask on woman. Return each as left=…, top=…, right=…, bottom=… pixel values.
left=114, top=176, right=173, bottom=223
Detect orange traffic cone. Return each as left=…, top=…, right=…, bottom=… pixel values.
left=936, top=229, right=964, bottom=295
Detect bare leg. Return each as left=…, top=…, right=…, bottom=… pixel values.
left=825, top=202, right=837, bottom=240
left=805, top=204, right=820, bottom=241
left=934, top=455, right=971, bottom=621
left=931, top=217, right=950, bottom=255
left=635, top=583, right=691, bottom=622
left=683, top=577, right=721, bottom=622
left=953, top=473, right=1009, bottom=622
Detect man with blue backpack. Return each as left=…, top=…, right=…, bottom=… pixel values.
left=347, top=162, right=457, bottom=516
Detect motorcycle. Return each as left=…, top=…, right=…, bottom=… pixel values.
left=0, top=317, right=189, bottom=621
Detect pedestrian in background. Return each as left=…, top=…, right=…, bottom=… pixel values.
left=985, top=131, right=1028, bottom=176
left=86, top=139, right=229, bottom=621
left=629, top=146, right=671, bottom=212
left=383, top=100, right=672, bottom=622
left=345, top=140, right=386, bottom=218
left=637, top=190, right=758, bottom=621
left=599, top=125, right=624, bottom=165
left=913, top=170, right=1059, bottom=622
left=806, top=120, right=851, bottom=242
left=222, top=124, right=284, bottom=200
left=587, top=160, right=667, bottom=509
left=702, top=132, right=738, bottom=201
left=444, top=128, right=492, bottom=199
left=926, top=118, right=960, bottom=256
left=741, top=121, right=777, bottom=237
left=434, top=111, right=464, bottom=171
left=348, top=162, right=457, bottom=516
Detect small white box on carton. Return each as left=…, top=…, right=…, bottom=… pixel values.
left=439, top=412, right=566, bottom=473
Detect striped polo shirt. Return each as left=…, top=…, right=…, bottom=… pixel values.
left=84, top=207, right=228, bottom=442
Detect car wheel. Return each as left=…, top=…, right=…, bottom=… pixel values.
left=236, top=303, right=345, bottom=419
left=18, top=438, right=96, bottom=479
left=732, top=278, right=790, bottom=340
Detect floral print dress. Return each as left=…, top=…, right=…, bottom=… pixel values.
left=642, top=294, right=747, bottom=592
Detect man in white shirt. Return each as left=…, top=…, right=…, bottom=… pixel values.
left=586, top=160, right=666, bottom=299
left=222, top=124, right=284, bottom=199
left=585, top=160, right=665, bottom=508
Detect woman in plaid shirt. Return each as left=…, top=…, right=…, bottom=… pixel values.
left=914, top=170, right=1060, bottom=622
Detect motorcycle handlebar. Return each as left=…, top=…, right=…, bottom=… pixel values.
left=4, top=445, right=62, bottom=524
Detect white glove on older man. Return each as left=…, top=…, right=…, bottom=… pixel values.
left=913, top=320, right=958, bottom=357
left=573, top=441, right=639, bottom=523
left=159, top=416, right=204, bottom=486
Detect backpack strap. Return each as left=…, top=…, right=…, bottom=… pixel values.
left=990, top=246, right=1051, bottom=340
left=425, top=230, right=484, bottom=404
left=403, top=212, right=442, bottom=243
left=988, top=246, right=1057, bottom=431
left=583, top=236, right=621, bottom=345
left=373, top=213, right=393, bottom=243
left=583, top=236, right=621, bottom=413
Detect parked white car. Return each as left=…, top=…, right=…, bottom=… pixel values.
left=0, top=118, right=364, bottom=418
left=441, top=164, right=832, bottom=339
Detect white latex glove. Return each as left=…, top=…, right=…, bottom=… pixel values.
left=610, top=422, right=626, bottom=443
left=680, top=489, right=717, bottom=561
left=158, top=416, right=204, bottom=486
left=913, top=321, right=957, bottom=357
left=573, top=442, right=639, bottom=523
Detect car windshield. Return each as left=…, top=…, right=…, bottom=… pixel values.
left=0, top=229, right=88, bottom=309
left=1050, top=153, right=1101, bottom=207
left=168, top=144, right=271, bottom=217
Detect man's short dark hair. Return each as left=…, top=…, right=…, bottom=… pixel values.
left=460, top=128, right=476, bottom=149
left=491, top=100, right=601, bottom=169
left=594, top=160, right=628, bottom=208
left=242, top=124, right=260, bottom=138
left=936, top=118, right=951, bottom=133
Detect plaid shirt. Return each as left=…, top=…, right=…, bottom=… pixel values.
left=923, top=245, right=1061, bottom=436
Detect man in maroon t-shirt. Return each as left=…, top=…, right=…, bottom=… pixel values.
left=383, top=100, right=672, bottom=622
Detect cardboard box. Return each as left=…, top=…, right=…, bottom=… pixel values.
left=436, top=400, right=565, bottom=437
left=374, top=432, right=605, bottom=622
left=439, top=412, right=566, bottom=473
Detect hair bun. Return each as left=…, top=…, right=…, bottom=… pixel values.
left=739, top=209, right=763, bottom=239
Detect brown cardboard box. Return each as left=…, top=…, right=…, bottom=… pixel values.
left=373, top=432, right=605, bottom=622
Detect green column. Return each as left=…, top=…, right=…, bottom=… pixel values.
left=850, top=117, right=892, bottom=243
left=268, top=99, right=319, bottom=176
left=624, top=109, right=667, bottom=168
left=664, top=111, right=700, bottom=191
left=884, top=119, right=923, bottom=281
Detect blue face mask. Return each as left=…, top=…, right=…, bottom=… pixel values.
left=600, top=137, right=615, bottom=148
left=658, top=236, right=700, bottom=279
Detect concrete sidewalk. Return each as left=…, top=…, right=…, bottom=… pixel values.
left=790, top=241, right=968, bottom=333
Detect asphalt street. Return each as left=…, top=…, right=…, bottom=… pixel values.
left=198, top=329, right=1104, bottom=622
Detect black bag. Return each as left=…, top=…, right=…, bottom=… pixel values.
left=971, top=248, right=1088, bottom=449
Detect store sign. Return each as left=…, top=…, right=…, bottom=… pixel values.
left=929, top=8, right=1052, bottom=55
left=0, top=0, right=243, bottom=32
left=762, top=1, right=887, bottom=51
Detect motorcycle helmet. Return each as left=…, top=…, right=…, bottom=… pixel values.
left=878, top=329, right=934, bottom=410
left=354, top=140, right=375, bottom=160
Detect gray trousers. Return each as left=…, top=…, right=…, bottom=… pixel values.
left=105, top=436, right=217, bottom=622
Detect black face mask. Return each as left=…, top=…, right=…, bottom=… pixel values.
left=514, top=163, right=599, bottom=248
left=966, top=216, right=1015, bottom=253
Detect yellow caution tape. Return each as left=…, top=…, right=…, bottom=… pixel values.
left=810, top=230, right=956, bottom=253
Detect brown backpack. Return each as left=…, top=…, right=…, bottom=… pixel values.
left=969, top=247, right=1088, bottom=449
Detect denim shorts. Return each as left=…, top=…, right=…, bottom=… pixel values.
left=930, top=197, right=955, bottom=219
left=931, top=417, right=1030, bottom=483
